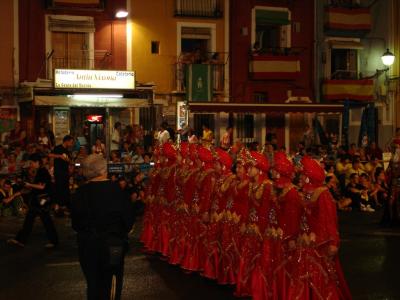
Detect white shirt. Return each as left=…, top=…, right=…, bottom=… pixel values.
left=110, top=130, right=120, bottom=151
left=158, top=130, right=170, bottom=145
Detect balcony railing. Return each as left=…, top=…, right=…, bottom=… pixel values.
left=174, top=0, right=222, bottom=18
left=48, top=50, right=113, bottom=78
left=249, top=48, right=301, bottom=80
left=173, top=52, right=227, bottom=97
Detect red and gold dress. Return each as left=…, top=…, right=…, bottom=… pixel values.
left=288, top=156, right=352, bottom=300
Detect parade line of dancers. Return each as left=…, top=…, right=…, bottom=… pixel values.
left=140, top=142, right=352, bottom=300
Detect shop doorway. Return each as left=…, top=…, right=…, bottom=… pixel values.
left=70, top=108, right=106, bottom=152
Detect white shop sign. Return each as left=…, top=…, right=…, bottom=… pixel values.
left=54, top=69, right=135, bottom=90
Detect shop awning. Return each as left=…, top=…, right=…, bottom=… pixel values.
left=34, top=95, right=149, bottom=108
left=188, top=102, right=343, bottom=113
left=256, top=9, right=290, bottom=26
left=329, top=40, right=364, bottom=49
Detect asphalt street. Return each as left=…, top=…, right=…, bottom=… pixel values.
left=0, top=211, right=399, bottom=300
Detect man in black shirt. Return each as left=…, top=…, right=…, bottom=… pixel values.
left=49, top=135, right=74, bottom=213
left=8, top=154, right=58, bottom=247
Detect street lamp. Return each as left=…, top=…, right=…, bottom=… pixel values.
left=381, top=49, right=395, bottom=67
left=115, top=10, right=128, bottom=18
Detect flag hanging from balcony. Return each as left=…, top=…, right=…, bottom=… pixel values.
left=186, top=64, right=213, bottom=102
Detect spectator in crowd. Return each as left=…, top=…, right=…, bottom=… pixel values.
left=110, top=150, right=121, bottom=163
left=121, top=142, right=133, bottom=162
left=326, top=175, right=352, bottom=211
left=346, top=173, right=374, bottom=212
left=0, top=179, right=22, bottom=216
left=371, top=167, right=388, bottom=209
left=37, top=127, right=50, bottom=149
left=92, top=138, right=106, bottom=157
left=367, top=142, right=383, bottom=160
left=111, top=122, right=122, bottom=152
left=359, top=173, right=375, bottom=211
left=179, top=123, right=189, bottom=143
left=188, top=129, right=198, bottom=144
left=346, top=159, right=365, bottom=183
left=201, top=124, right=214, bottom=145
left=7, top=122, right=27, bottom=148
left=303, top=124, right=314, bottom=149
left=220, top=126, right=233, bottom=150
left=158, top=122, right=170, bottom=145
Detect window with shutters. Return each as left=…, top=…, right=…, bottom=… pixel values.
left=252, top=7, right=291, bottom=54
left=46, top=15, right=96, bottom=78
left=175, top=0, right=222, bottom=18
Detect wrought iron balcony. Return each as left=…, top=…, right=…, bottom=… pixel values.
left=174, top=0, right=222, bottom=18
left=48, top=50, right=113, bottom=78
left=173, top=52, right=227, bottom=99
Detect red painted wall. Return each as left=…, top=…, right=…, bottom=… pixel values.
left=19, top=0, right=127, bottom=82
left=230, top=0, right=315, bottom=104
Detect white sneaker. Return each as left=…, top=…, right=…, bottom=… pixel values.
left=366, top=205, right=375, bottom=212
left=360, top=204, right=367, bottom=212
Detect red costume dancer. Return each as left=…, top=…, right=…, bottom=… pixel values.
left=288, top=156, right=352, bottom=300
left=203, top=148, right=234, bottom=281
left=169, top=142, right=190, bottom=265
left=216, top=148, right=241, bottom=285
left=158, top=142, right=177, bottom=257
left=272, top=152, right=303, bottom=300
left=236, top=151, right=272, bottom=298
left=140, top=147, right=162, bottom=251
left=181, top=146, right=215, bottom=272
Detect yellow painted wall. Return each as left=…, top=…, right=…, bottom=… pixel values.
left=130, top=0, right=225, bottom=95
left=0, top=0, right=14, bottom=87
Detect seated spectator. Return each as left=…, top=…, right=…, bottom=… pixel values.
left=37, top=127, right=50, bottom=149
left=364, top=156, right=383, bottom=181
left=326, top=175, right=352, bottom=211
left=346, top=173, right=374, bottom=212
left=121, top=142, right=133, bottom=161
left=131, top=146, right=144, bottom=165
left=359, top=173, right=375, bottom=211
left=7, top=153, right=18, bottom=174
left=370, top=167, right=388, bottom=209
left=110, top=150, right=121, bottom=163
left=367, top=142, right=383, bottom=160
left=346, top=159, right=366, bottom=184
left=75, top=146, right=88, bottom=165
left=91, top=138, right=105, bottom=157
left=0, top=179, right=22, bottom=216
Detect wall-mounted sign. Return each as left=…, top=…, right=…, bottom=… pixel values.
left=54, top=69, right=135, bottom=90
left=86, top=115, right=103, bottom=123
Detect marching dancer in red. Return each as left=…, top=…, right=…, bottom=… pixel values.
left=140, top=146, right=162, bottom=252
left=236, top=151, right=273, bottom=298
left=158, top=142, right=178, bottom=257
left=288, top=156, right=352, bottom=300
left=273, top=152, right=303, bottom=300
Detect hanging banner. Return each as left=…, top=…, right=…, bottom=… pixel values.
left=0, top=107, right=18, bottom=133
left=186, top=64, right=212, bottom=102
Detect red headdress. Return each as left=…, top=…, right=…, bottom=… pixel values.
left=301, top=155, right=326, bottom=186
left=162, top=142, right=177, bottom=162
left=248, top=151, right=270, bottom=173
left=274, top=151, right=294, bottom=187
left=215, top=148, right=233, bottom=171
left=198, top=146, right=214, bottom=169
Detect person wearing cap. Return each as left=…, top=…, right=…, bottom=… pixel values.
left=8, top=154, right=58, bottom=248
left=288, top=156, right=351, bottom=300
left=236, top=151, right=273, bottom=298
left=70, top=154, right=135, bottom=300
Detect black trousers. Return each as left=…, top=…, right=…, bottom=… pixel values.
left=54, top=177, right=70, bottom=208
left=78, top=233, right=125, bottom=300
left=16, top=207, right=59, bottom=245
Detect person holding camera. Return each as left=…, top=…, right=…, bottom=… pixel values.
left=71, top=154, right=135, bottom=300
left=8, top=154, right=58, bottom=248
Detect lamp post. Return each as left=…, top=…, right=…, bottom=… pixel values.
left=382, top=48, right=395, bottom=69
